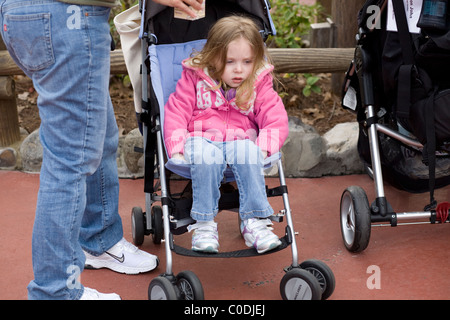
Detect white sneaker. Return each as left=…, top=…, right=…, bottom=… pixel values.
left=187, top=221, right=219, bottom=253
left=240, top=218, right=281, bottom=254
left=79, top=287, right=121, bottom=300
left=84, top=238, right=159, bottom=274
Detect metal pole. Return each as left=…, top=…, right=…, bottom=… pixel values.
left=277, top=159, right=298, bottom=267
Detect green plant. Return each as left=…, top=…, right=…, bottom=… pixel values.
left=302, top=73, right=320, bottom=97
left=268, top=0, right=323, bottom=48
left=269, top=0, right=324, bottom=97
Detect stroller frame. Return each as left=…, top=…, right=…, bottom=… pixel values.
left=130, top=0, right=335, bottom=300
left=340, top=0, right=450, bottom=253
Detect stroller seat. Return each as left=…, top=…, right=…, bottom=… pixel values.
left=148, top=39, right=282, bottom=181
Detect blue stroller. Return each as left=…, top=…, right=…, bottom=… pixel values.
left=128, top=0, right=335, bottom=300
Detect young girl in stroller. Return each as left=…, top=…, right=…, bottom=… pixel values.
left=163, top=16, right=289, bottom=254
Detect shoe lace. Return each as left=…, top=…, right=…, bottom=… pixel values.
left=246, top=218, right=274, bottom=238
left=111, top=238, right=138, bottom=254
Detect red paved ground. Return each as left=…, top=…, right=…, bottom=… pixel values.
left=1, top=170, right=449, bottom=300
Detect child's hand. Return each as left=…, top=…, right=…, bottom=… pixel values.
left=171, top=153, right=186, bottom=161
left=261, top=150, right=268, bottom=159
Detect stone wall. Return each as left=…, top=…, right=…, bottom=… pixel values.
left=0, top=116, right=363, bottom=178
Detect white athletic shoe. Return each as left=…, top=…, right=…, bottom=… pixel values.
left=84, top=238, right=159, bottom=274
left=240, top=218, right=281, bottom=254
left=79, top=287, right=121, bottom=300
left=188, top=221, right=219, bottom=253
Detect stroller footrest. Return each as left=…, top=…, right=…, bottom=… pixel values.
left=171, top=235, right=290, bottom=258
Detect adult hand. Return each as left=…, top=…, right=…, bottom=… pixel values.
left=152, top=0, right=204, bottom=18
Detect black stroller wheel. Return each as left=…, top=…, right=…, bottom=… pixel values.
left=280, top=268, right=322, bottom=300
left=151, top=205, right=164, bottom=244
left=340, top=186, right=371, bottom=252
left=176, top=271, right=204, bottom=300
left=131, top=207, right=145, bottom=246
left=300, top=259, right=336, bottom=300
left=148, top=276, right=178, bottom=300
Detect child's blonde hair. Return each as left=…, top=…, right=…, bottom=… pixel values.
left=191, top=15, right=268, bottom=110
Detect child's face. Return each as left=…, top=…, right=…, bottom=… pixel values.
left=220, top=37, right=255, bottom=88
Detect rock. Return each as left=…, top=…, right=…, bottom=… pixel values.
left=281, top=116, right=325, bottom=177
left=279, top=119, right=363, bottom=177
left=117, top=128, right=144, bottom=179
left=20, top=129, right=42, bottom=173
left=124, top=128, right=144, bottom=173
left=312, top=122, right=364, bottom=176
left=12, top=118, right=363, bottom=179
left=0, top=148, right=17, bottom=169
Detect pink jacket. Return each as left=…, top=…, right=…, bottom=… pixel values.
left=163, top=58, right=289, bottom=157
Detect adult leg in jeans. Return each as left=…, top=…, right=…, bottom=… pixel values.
left=0, top=1, right=123, bottom=299
left=80, top=95, right=123, bottom=256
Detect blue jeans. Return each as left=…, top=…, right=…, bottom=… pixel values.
left=0, top=0, right=123, bottom=299
left=184, top=137, right=274, bottom=221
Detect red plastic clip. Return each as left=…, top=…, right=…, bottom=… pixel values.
left=436, top=202, right=450, bottom=223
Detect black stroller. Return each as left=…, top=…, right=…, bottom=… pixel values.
left=125, top=0, right=335, bottom=300
left=340, top=0, right=450, bottom=253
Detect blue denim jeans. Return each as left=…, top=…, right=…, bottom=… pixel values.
left=184, top=137, right=274, bottom=221
left=0, top=0, right=123, bottom=299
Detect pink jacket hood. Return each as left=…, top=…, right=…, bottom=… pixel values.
left=164, top=58, right=289, bottom=157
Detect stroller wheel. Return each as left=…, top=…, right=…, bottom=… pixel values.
left=340, top=186, right=371, bottom=252
left=176, top=271, right=204, bottom=300
left=148, top=276, right=178, bottom=300
left=151, top=205, right=164, bottom=244
left=280, top=268, right=322, bottom=300
left=131, top=207, right=145, bottom=246
left=299, top=259, right=335, bottom=300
